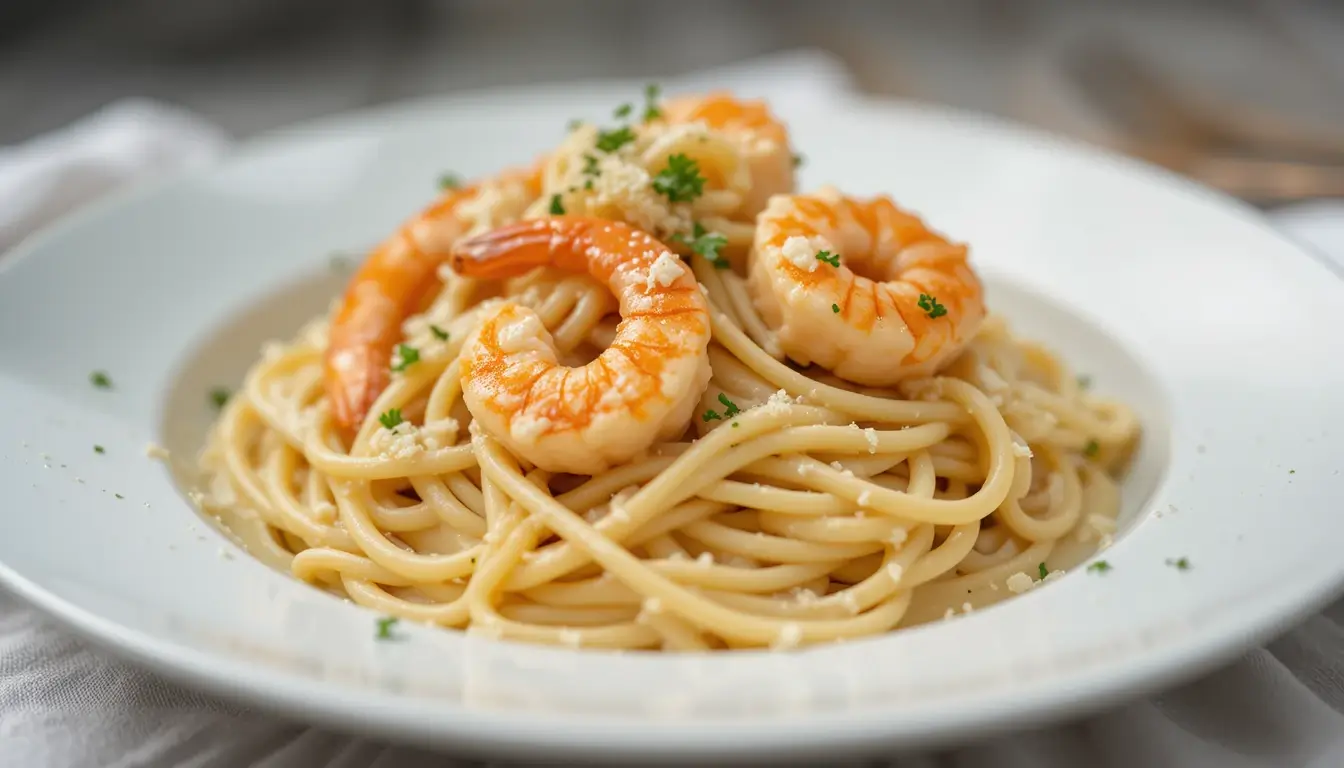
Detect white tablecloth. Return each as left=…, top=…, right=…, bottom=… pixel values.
left=3, top=52, right=1344, bottom=768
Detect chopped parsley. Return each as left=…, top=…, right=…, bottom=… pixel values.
left=437, top=173, right=461, bottom=190
left=613, top=103, right=633, bottom=119
left=815, top=250, right=840, bottom=267
left=582, top=153, right=600, bottom=177
left=1289, top=469, right=1296, bottom=475
left=566, top=118, right=583, bottom=132
left=832, top=303, right=841, bottom=314
left=90, top=371, right=112, bottom=389
left=1166, top=557, right=1190, bottom=571
left=378, top=408, right=404, bottom=430
left=113, top=493, right=124, bottom=500
left=1038, top=562, right=1049, bottom=580
left=917, top=293, right=947, bottom=319
left=652, top=153, right=706, bottom=203
left=1084, top=439, right=1100, bottom=457
left=549, top=194, right=565, bottom=215
left=792, top=153, right=805, bottom=168
left=671, top=222, right=729, bottom=268
left=391, top=344, right=420, bottom=372
left=1086, top=560, right=1112, bottom=574
left=595, top=126, right=636, bottom=153
left=702, top=409, right=722, bottom=422
left=93, top=445, right=105, bottom=454
left=1076, top=374, right=1092, bottom=390
left=429, top=324, right=450, bottom=341
left=642, top=83, right=663, bottom=121
left=718, top=393, right=741, bottom=418
left=731, top=422, right=740, bottom=428
left=375, top=616, right=400, bottom=640
left=209, top=388, right=230, bottom=410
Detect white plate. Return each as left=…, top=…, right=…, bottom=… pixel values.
left=2, top=83, right=1343, bottom=764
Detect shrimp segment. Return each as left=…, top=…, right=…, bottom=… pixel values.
left=660, top=91, right=795, bottom=217
left=749, top=187, right=985, bottom=386
left=324, top=168, right=541, bottom=430
left=450, top=217, right=712, bottom=475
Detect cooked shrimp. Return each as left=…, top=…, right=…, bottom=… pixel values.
left=324, top=167, right=542, bottom=430
left=748, top=187, right=985, bottom=386
left=659, top=91, right=795, bottom=217
left=449, top=217, right=712, bottom=475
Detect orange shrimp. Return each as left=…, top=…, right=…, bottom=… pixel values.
left=748, top=186, right=985, bottom=386
left=324, top=168, right=542, bottom=431
left=449, top=217, right=711, bottom=475
left=659, top=91, right=795, bottom=216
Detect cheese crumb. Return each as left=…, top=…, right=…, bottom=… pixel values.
left=857, top=490, right=872, bottom=507
left=961, top=601, right=974, bottom=614
left=557, top=629, right=583, bottom=648
left=885, top=562, right=905, bottom=584
left=696, top=552, right=715, bottom=567
left=645, top=251, right=684, bottom=290
left=511, top=413, right=554, bottom=443
left=771, top=622, right=803, bottom=650
left=888, top=527, right=908, bottom=546
left=144, top=442, right=170, bottom=461
left=1005, top=572, right=1035, bottom=594
left=779, top=235, right=821, bottom=272
left=864, top=427, right=879, bottom=454
left=943, top=607, right=956, bottom=621
left=643, top=597, right=663, bottom=614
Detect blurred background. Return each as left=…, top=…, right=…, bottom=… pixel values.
left=1, top=0, right=1343, bottom=204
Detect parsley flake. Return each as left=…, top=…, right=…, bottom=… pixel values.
left=391, top=344, right=420, bottom=372
left=430, top=325, right=450, bottom=341
left=1087, top=560, right=1112, bottom=574
left=815, top=250, right=840, bottom=267
left=832, top=303, right=841, bottom=314
left=671, top=222, right=729, bottom=268
left=378, top=408, right=404, bottom=430
left=582, top=153, right=600, bottom=177
left=917, top=293, right=948, bottom=319
left=375, top=616, right=400, bottom=640
left=209, top=388, right=230, bottom=410
left=642, top=83, right=663, bottom=121
left=652, top=153, right=706, bottom=203
left=113, top=493, right=124, bottom=500
left=792, top=153, right=805, bottom=168
left=549, top=194, right=565, bottom=215
left=1084, top=439, right=1100, bottom=457
left=1077, top=374, right=1092, bottom=390
left=566, top=118, right=583, bottom=132
left=1289, top=469, right=1296, bottom=475
left=702, top=409, right=722, bottom=422
left=1038, top=562, right=1048, bottom=580
left=614, top=103, right=633, bottom=119
left=1166, top=557, right=1190, bottom=571
left=437, top=173, right=461, bottom=190
left=718, top=393, right=741, bottom=418
left=595, top=126, right=636, bottom=153
left=94, top=445, right=105, bottom=454
left=731, top=422, right=740, bottom=428
left=90, top=371, right=112, bottom=389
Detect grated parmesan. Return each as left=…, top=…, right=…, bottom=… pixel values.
left=1005, top=572, right=1035, bottom=594
left=645, top=251, right=684, bottom=290
left=643, top=597, right=663, bottom=614
left=780, top=236, right=821, bottom=271
left=144, top=443, right=170, bottom=461
left=772, top=622, right=803, bottom=650
left=885, top=562, right=905, bottom=584
left=864, top=427, right=879, bottom=454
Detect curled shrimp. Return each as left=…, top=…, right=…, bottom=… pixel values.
left=659, top=91, right=795, bottom=217
left=748, top=186, right=986, bottom=386
left=324, top=167, right=542, bottom=431
left=448, top=217, right=712, bottom=475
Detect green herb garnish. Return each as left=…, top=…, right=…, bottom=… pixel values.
left=652, top=153, right=705, bottom=203
left=917, top=293, right=947, bottom=319
left=1084, top=439, right=1100, bottom=457
left=595, top=126, right=636, bottom=153
left=567, top=118, right=583, bottom=132
left=1166, top=557, right=1190, bottom=571
left=391, top=344, right=420, bottom=372
left=614, top=103, right=633, bottom=119
left=642, top=83, right=663, bottom=121
left=1076, top=374, right=1092, bottom=390
left=94, top=445, right=105, bottom=454
left=375, top=616, right=399, bottom=640
left=430, top=325, right=449, bottom=341
left=815, top=250, right=840, bottom=267
left=113, top=493, right=124, bottom=500
left=438, top=173, right=461, bottom=190
left=378, top=408, right=404, bottom=430
left=549, top=194, right=565, bottom=215
left=1087, top=560, right=1112, bottom=574
left=209, top=388, right=230, bottom=410
left=832, top=303, right=841, bottom=314
left=718, top=393, right=741, bottom=418
left=702, top=409, right=722, bottom=422
left=792, top=153, right=805, bottom=168
left=671, top=222, right=729, bottom=268
left=90, top=371, right=112, bottom=389
left=1038, top=562, right=1049, bottom=580
left=582, top=153, right=600, bottom=177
